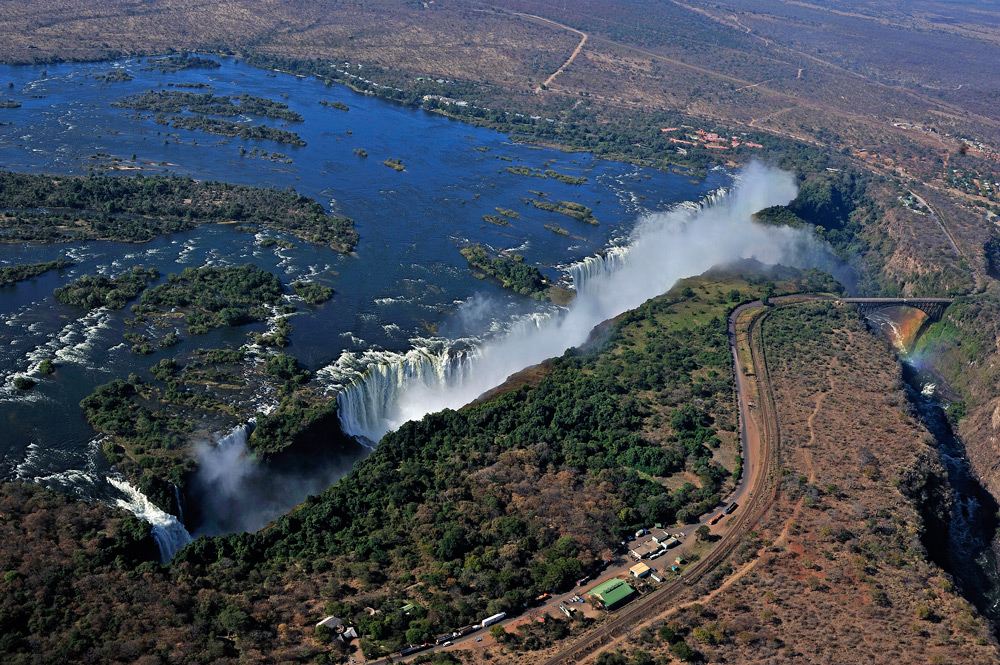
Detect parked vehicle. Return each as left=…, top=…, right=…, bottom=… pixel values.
left=399, top=643, right=431, bottom=657
left=480, top=612, right=506, bottom=628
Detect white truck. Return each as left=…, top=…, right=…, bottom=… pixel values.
left=480, top=612, right=506, bottom=628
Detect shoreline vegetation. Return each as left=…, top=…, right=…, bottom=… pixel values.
left=0, top=171, right=358, bottom=251
left=0, top=257, right=74, bottom=286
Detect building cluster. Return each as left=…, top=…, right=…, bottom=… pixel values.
left=315, top=616, right=359, bottom=645
left=661, top=126, right=763, bottom=152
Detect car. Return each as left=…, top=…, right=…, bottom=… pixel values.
left=476, top=638, right=483, bottom=642
left=442, top=641, right=453, bottom=647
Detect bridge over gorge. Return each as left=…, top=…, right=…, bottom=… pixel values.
left=836, top=297, right=954, bottom=322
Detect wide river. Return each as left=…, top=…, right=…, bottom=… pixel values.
left=0, top=56, right=726, bottom=531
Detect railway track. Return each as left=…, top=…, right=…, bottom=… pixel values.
left=540, top=304, right=781, bottom=665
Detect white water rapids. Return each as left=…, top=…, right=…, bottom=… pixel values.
left=334, top=163, right=835, bottom=443
left=108, top=477, right=193, bottom=563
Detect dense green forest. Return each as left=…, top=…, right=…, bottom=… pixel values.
left=115, top=90, right=303, bottom=121
left=136, top=264, right=286, bottom=334
left=460, top=244, right=549, bottom=299
left=0, top=257, right=73, bottom=286
left=54, top=266, right=158, bottom=310
left=0, top=171, right=357, bottom=251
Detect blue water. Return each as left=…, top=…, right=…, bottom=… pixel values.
left=0, top=55, right=725, bottom=515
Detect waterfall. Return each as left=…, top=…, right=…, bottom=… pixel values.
left=331, top=163, right=827, bottom=446
left=568, top=245, right=631, bottom=297
left=336, top=344, right=482, bottom=443
left=108, top=477, right=193, bottom=563
left=173, top=484, right=185, bottom=525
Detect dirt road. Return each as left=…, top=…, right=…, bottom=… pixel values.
left=511, top=12, right=588, bottom=93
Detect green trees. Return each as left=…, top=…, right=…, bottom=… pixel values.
left=0, top=257, right=74, bottom=286
left=291, top=280, right=334, bottom=305
left=54, top=266, right=159, bottom=310
left=139, top=264, right=283, bottom=333
left=0, top=171, right=357, bottom=251
left=460, top=244, right=548, bottom=298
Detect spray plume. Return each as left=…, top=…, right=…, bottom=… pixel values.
left=338, top=162, right=841, bottom=442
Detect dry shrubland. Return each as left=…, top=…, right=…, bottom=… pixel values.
left=587, top=302, right=998, bottom=664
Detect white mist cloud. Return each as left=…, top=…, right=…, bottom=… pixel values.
left=192, top=425, right=362, bottom=535
left=339, top=162, right=839, bottom=442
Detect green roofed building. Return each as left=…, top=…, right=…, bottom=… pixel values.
left=588, top=578, right=638, bottom=610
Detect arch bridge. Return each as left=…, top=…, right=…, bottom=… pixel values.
left=837, top=297, right=954, bottom=322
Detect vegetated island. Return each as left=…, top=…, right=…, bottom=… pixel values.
left=505, top=166, right=587, bottom=185
left=383, top=157, right=405, bottom=171
left=133, top=264, right=287, bottom=335
left=151, top=113, right=306, bottom=146
left=495, top=206, right=521, bottom=219
left=0, top=171, right=357, bottom=252
left=319, top=99, right=349, bottom=111
left=482, top=214, right=510, bottom=227
left=545, top=169, right=587, bottom=185
left=54, top=266, right=158, bottom=310
left=91, top=70, right=132, bottom=83
left=460, top=243, right=554, bottom=301
left=291, top=280, right=334, bottom=305
left=114, top=90, right=303, bottom=122
left=0, top=257, right=74, bottom=286
left=141, top=54, right=220, bottom=73
left=531, top=198, right=599, bottom=225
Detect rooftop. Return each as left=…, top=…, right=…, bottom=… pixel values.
left=589, top=579, right=637, bottom=606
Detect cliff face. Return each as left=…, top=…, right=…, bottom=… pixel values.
left=913, top=294, right=1000, bottom=500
